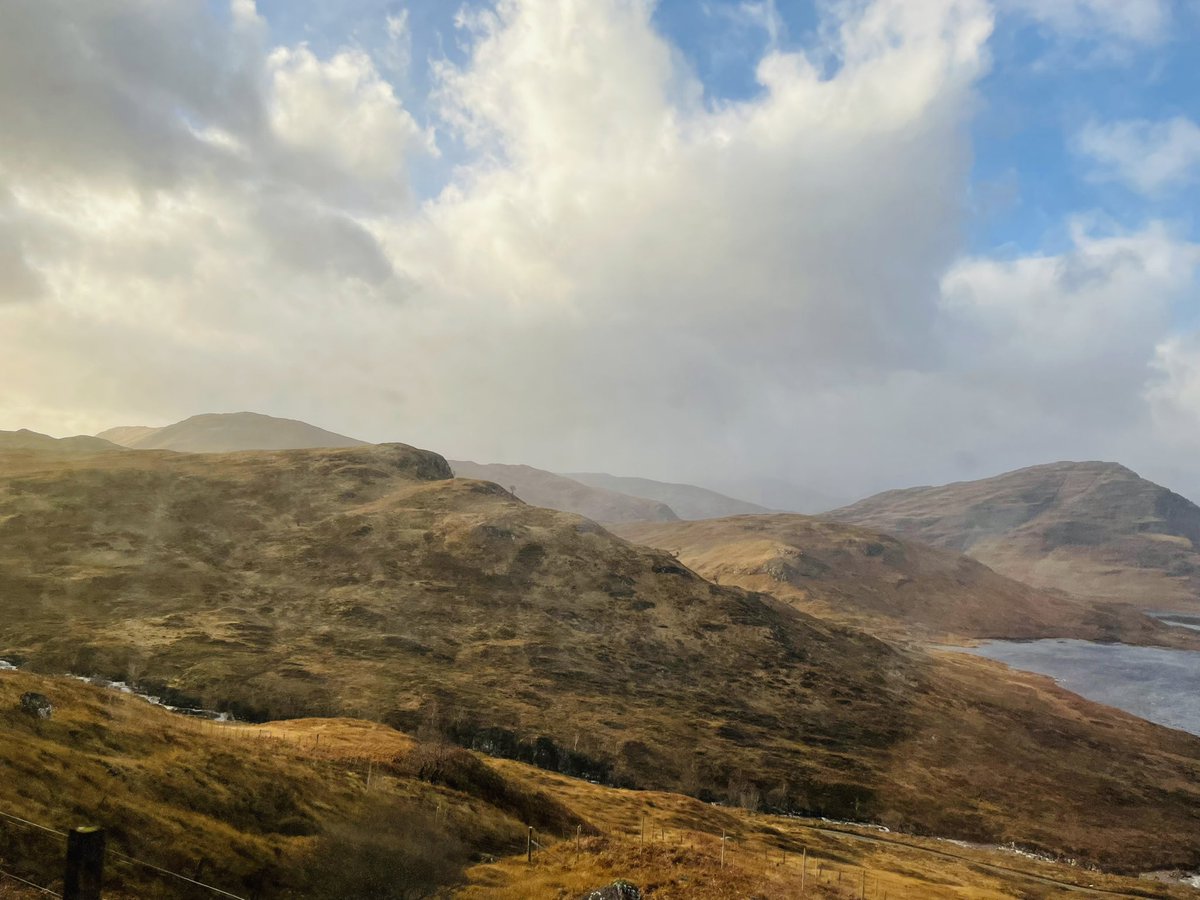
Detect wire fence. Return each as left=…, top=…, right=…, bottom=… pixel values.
left=0, top=805, right=250, bottom=900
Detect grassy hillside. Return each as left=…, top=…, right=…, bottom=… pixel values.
left=3, top=445, right=1200, bottom=869
left=449, top=460, right=678, bottom=524
left=828, top=461, right=1200, bottom=609
left=0, top=671, right=1190, bottom=899
left=616, top=515, right=1186, bottom=646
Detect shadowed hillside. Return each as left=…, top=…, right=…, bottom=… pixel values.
left=3, top=445, right=1200, bottom=867
left=827, top=461, right=1200, bottom=609
left=617, top=514, right=1183, bottom=645
left=97, top=411, right=366, bottom=453
left=565, top=472, right=769, bottom=519
left=450, top=460, right=678, bottom=524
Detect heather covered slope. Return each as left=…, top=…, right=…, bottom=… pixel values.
left=828, top=461, right=1200, bottom=608
left=97, top=411, right=366, bottom=452
left=617, top=515, right=1183, bottom=645
left=566, top=472, right=770, bottom=519
left=4, top=445, right=1200, bottom=866
left=450, top=460, right=678, bottom=523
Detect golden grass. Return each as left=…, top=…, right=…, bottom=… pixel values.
left=1, top=670, right=1194, bottom=898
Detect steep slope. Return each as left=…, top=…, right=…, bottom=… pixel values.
left=2, top=674, right=1179, bottom=900
left=450, top=461, right=678, bottom=524
left=0, top=429, right=123, bottom=454
left=617, top=515, right=1180, bottom=645
left=4, top=445, right=1200, bottom=866
left=565, top=472, right=769, bottom=519
left=827, top=461, right=1200, bottom=609
left=96, top=411, right=366, bottom=452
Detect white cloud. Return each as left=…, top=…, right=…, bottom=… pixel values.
left=1003, top=0, right=1170, bottom=46
left=1149, top=334, right=1200, bottom=450
left=267, top=45, right=432, bottom=189
left=5, top=0, right=1200, bottom=501
left=940, top=223, right=1200, bottom=436
left=1078, top=116, right=1200, bottom=194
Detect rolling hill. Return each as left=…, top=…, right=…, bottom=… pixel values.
left=827, top=461, right=1200, bottom=609
left=565, top=472, right=770, bottom=520
left=616, top=515, right=1182, bottom=645
left=96, top=411, right=366, bottom=452
left=3, top=443, right=1200, bottom=868
left=449, top=461, right=678, bottom=524
left=0, top=429, right=123, bottom=454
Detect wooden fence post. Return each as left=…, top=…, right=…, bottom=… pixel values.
left=64, top=826, right=105, bottom=900
left=527, top=826, right=533, bottom=864
left=801, top=848, right=807, bottom=894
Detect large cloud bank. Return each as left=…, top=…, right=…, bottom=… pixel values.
left=1, top=0, right=1198, bottom=502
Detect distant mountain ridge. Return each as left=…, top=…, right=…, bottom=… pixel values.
left=0, top=428, right=123, bottom=454
left=97, top=412, right=366, bottom=452
left=827, top=460, right=1200, bottom=609
left=565, top=472, right=770, bottom=520
left=449, top=461, right=678, bottom=524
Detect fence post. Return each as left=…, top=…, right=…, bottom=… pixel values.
left=64, top=826, right=105, bottom=900
left=527, top=826, right=533, bottom=864
left=801, top=848, right=807, bottom=894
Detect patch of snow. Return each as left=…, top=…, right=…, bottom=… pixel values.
left=0, top=659, right=17, bottom=671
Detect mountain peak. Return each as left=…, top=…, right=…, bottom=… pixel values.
left=828, top=460, right=1200, bottom=607
left=96, top=411, right=367, bottom=453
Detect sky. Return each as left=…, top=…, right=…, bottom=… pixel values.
left=2, top=0, right=1199, bottom=506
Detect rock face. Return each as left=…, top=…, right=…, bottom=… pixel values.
left=19, top=692, right=52, bottom=719
left=579, top=881, right=642, bottom=900
left=827, top=461, right=1200, bottom=609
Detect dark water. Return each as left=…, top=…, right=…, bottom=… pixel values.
left=960, top=638, right=1200, bottom=737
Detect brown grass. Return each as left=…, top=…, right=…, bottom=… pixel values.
left=4, top=445, right=1200, bottom=871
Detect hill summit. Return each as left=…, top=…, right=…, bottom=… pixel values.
left=97, top=411, right=367, bottom=453
left=827, top=460, right=1200, bottom=608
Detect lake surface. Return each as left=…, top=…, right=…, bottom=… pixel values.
left=959, top=638, right=1200, bottom=737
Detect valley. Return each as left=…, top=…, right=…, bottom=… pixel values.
left=3, top=439, right=1200, bottom=878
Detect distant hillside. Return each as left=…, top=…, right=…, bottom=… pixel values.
left=709, top=476, right=849, bottom=515
left=97, top=411, right=366, bottom=452
left=827, top=461, right=1200, bottom=609
left=4, top=445, right=1200, bottom=865
left=617, top=514, right=1181, bottom=646
left=0, top=428, right=123, bottom=454
left=565, top=472, right=769, bottom=520
left=450, top=461, right=678, bottom=524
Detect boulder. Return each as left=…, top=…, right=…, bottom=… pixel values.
left=579, top=881, right=642, bottom=900
left=19, top=692, right=53, bottom=719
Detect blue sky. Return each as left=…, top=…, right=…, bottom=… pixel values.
left=247, top=0, right=1200, bottom=257
left=4, top=0, right=1200, bottom=502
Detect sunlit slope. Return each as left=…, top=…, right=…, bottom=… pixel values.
left=3, top=445, right=1200, bottom=867
left=617, top=514, right=1182, bottom=645
left=2, top=671, right=1188, bottom=899
left=828, top=461, right=1200, bottom=608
